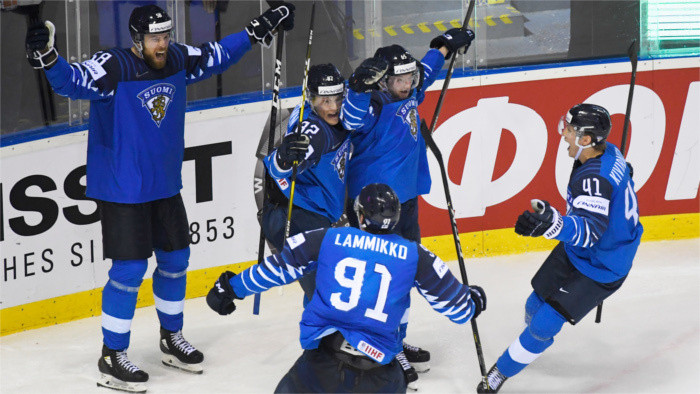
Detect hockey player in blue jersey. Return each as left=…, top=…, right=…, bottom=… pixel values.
left=476, top=104, right=643, bottom=393
left=340, top=28, right=474, bottom=384
left=206, top=183, right=487, bottom=393
left=262, top=63, right=351, bottom=305
left=25, top=3, right=294, bottom=392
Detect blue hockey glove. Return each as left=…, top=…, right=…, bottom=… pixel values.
left=430, top=28, right=475, bottom=59
left=26, top=20, right=58, bottom=69
left=206, top=271, right=239, bottom=315
left=514, top=199, right=563, bottom=238
left=246, top=2, right=295, bottom=48
left=469, top=285, right=487, bottom=319
left=348, top=57, right=389, bottom=93
left=275, top=132, right=310, bottom=170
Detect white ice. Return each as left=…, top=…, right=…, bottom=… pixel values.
left=1, top=238, right=699, bottom=393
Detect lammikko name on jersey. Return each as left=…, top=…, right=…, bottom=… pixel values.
left=333, top=233, right=408, bottom=260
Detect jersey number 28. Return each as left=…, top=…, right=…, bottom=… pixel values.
left=330, top=257, right=392, bottom=323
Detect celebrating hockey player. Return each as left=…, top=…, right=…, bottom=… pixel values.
left=477, top=104, right=643, bottom=393
left=207, top=183, right=487, bottom=393
left=24, top=3, right=294, bottom=392
left=262, top=63, right=351, bottom=305
left=340, top=28, right=474, bottom=385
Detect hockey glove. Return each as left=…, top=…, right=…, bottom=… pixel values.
left=348, top=57, right=389, bottom=93
left=514, top=199, right=563, bottom=239
left=430, top=28, right=475, bottom=59
left=275, top=132, right=310, bottom=170
left=206, top=271, right=239, bottom=315
left=246, top=2, right=295, bottom=48
left=26, top=20, right=58, bottom=69
left=469, top=285, right=487, bottom=319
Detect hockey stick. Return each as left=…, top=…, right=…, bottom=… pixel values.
left=420, top=120, right=488, bottom=389
left=595, top=39, right=638, bottom=324
left=419, top=0, right=488, bottom=389
left=428, top=0, right=475, bottom=133
left=284, top=1, right=316, bottom=239
left=253, top=0, right=289, bottom=315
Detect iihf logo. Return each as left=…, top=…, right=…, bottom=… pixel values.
left=137, top=83, right=176, bottom=127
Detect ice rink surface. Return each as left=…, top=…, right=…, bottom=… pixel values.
left=2, top=238, right=698, bottom=393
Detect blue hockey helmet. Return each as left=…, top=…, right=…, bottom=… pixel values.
left=354, top=183, right=401, bottom=234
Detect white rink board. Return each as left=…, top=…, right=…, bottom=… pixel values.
left=0, top=111, right=267, bottom=308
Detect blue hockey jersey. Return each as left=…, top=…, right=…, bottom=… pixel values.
left=229, top=226, right=477, bottom=364
left=44, top=31, right=252, bottom=203
left=553, top=142, right=643, bottom=283
left=340, top=49, right=445, bottom=203
left=263, top=105, right=351, bottom=222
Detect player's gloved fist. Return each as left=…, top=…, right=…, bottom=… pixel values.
left=206, top=271, right=239, bottom=315
left=276, top=132, right=310, bottom=170
left=430, top=28, right=475, bottom=59
left=348, top=57, right=389, bottom=93
left=515, top=199, right=563, bottom=239
left=26, top=20, right=58, bottom=69
left=246, top=2, right=295, bottom=48
left=469, top=285, right=487, bottom=319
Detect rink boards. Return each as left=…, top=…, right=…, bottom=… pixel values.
left=1, top=56, right=698, bottom=335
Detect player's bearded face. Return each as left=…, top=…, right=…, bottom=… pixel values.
left=142, top=32, right=170, bottom=69
left=312, top=94, right=343, bottom=125
left=386, top=74, right=413, bottom=99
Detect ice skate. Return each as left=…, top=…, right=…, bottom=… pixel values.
left=476, top=364, right=508, bottom=393
left=396, top=351, right=419, bottom=391
left=97, top=345, right=148, bottom=393
left=402, top=341, right=430, bottom=372
left=160, top=327, right=204, bottom=374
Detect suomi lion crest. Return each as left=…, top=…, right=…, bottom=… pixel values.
left=331, top=139, right=352, bottom=181
left=397, top=98, right=419, bottom=141
left=137, top=83, right=176, bottom=127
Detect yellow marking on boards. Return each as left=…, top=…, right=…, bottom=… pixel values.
left=434, top=20, right=447, bottom=31
left=384, top=25, right=398, bottom=36
left=467, top=19, right=480, bottom=28
left=484, top=15, right=497, bottom=26
left=353, top=29, right=364, bottom=40
left=401, top=24, right=414, bottom=34
left=417, top=22, right=431, bottom=33
left=500, top=14, right=513, bottom=24
left=488, top=0, right=505, bottom=4
left=368, top=28, right=380, bottom=37
left=507, top=6, right=521, bottom=14
left=450, top=19, right=462, bottom=28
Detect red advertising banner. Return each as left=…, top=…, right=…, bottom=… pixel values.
left=417, top=66, right=699, bottom=237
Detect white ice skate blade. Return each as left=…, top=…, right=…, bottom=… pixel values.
left=97, top=373, right=147, bottom=393
left=411, top=361, right=430, bottom=373
left=407, top=380, right=419, bottom=391
left=161, top=354, right=203, bottom=374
